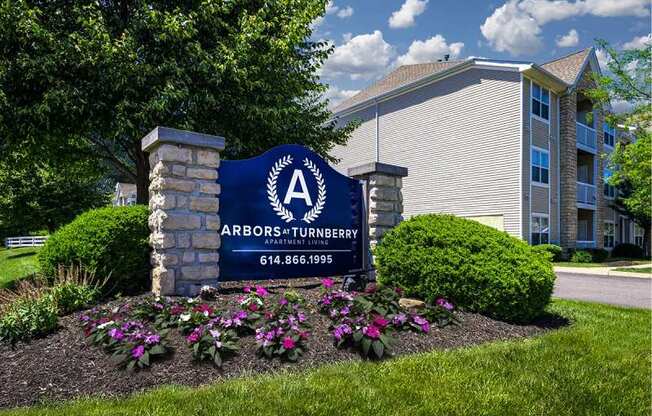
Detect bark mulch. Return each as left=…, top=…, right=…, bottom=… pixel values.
left=0, top=279, right=567, bottom=409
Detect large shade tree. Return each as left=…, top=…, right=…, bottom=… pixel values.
left=587, top=39, right=651, bottom=253
left=0, top=0, right=353, bottom=203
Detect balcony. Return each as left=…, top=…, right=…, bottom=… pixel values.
left=576, top=122, right=597, bottom=153
left=577, top=181, right=596, bottom=209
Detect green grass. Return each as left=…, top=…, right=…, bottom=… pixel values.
left=0, top=247, right=40, bottom=288
left=555, top=258, right=651, bottom=268
left=613, top=267, right=652, bottom=274
left=2, top=300, right=650, bottom=415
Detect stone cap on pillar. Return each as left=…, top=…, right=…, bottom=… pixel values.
left=347, top=162, right=408, bottom=178
left=142, top=126, right=226, bottom=152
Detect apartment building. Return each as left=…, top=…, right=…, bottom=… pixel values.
left=330, top=47, right=642, bottom=251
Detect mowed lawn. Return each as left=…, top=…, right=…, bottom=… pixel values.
left=3, top=300, right=650, bottom=416
left=0, top=247, right=40, bottom=288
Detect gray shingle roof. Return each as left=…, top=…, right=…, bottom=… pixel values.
left=540, top=47, right=593, bottom=85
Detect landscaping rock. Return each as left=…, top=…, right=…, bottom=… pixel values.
left=399, top=298, right=425, bottom=310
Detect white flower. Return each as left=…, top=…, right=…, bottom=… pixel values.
left=203, top=311, right=209, bottom=317
left=180, top=313, right=191, bottom=322
left=187, top=297, right=197, bottom=304
left=97, top=321, right=114, bottom=330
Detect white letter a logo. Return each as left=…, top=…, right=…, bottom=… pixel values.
left=283, top=169, right=313, bottom=206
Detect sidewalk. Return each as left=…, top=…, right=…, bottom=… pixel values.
left=554, top=263, right=652, bottom=279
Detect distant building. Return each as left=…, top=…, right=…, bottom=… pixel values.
left=113, top=183, right=137, bottom=206
left=330, top=47, right=642, bottom=252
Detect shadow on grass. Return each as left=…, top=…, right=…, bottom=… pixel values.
left=529, top=311, right=571, bottom=330
left=6, top=251, right=39, bottom=260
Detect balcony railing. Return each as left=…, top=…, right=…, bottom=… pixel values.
left=577, top=181, right=596, bottom=206
left=576, top=122, right=597, bottom=152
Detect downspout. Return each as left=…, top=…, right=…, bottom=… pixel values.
left=374, top=99, right=380, bottom=162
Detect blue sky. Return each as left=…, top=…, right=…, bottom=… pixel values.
left=316, top=0, right=651, bottom=108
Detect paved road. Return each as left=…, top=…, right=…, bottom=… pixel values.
left=554, top=272, right=652, bottom=309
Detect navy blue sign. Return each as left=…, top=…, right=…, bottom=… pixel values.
left=218, top=144, right=365, bottom=281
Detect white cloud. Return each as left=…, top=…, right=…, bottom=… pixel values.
left=556, top=29, right=579, bottom=47
left=480, top=0, right=543, bottom=56
left=481, top=0, right=650, bottom=55
left=623, top=34, right=652, bottom=50
left=323, top=85, right=360, bottom=110
left=337, top=6, right=354, bottom=18
left=389, top=0, right=429, bottom=29
left=321, top=31, right=396, bottom=80
left=395, top=35, right=465, bottom=66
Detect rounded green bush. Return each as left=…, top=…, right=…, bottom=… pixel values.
left=374, top=214, right=555, bottom=323
left=611, top=243, right=644, bottom=259
left=38, top=205, right=150, bottom=294
left=570, top=250, right=593, bottom=263
left=531, top=244, right=563, bottom=262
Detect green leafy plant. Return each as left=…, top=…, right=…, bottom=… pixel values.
left=531, top=244, right=563, bottom=262
left=570, top=250, right=593, bottom=263
left=186, top=325, right=239, bottom=368
left=38, top=205, right=150, bottom=295
left=0, top=295, right=58, bottom=345
left=374, top=214, right=556, bottom=323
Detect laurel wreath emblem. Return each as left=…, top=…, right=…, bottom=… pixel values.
left=267, top=155, right=295, bottom=222
left=266, top=155, right=327, bottom=224
left=301, top=158, right=326, bottom=224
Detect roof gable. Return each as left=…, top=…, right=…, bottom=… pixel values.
left=541, top=47, right=593, bottom=85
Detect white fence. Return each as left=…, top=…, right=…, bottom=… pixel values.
left=3, top=236, right=49, bottom=248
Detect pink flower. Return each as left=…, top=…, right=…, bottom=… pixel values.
left=248, top=303, right=259, bottom=312
left=243, top=285, right=252, bottom=293
left=193, top=304, right=213, bottom=315
left=235, top=310, right=248, bottom=320
left=131, top=345, right=145, bottom=359
left=282, top=337, right=296, bottom=349
left=279, top=297, right=288, bottom=306
left=186, top=329, right=201, bottom=343
left=170, top=305, right=185, bottom=315
left=372, top=316, right=389, bottom=329
left=321, top=278, right=334, bottom=288
left=363, top=325, right=381, bottom=339
left=255, top=285, right=269, bottom=297
left=364, top=284, right=377, bottom=293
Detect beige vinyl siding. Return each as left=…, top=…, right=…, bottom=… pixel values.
left=331, top=106, right=376, bottom=172
left=522, top=78, right=559, bottom=243
left=333, top=67, right=523, bottom=238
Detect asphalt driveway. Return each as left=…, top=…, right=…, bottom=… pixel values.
left=554, top=272, right=652, bottom=309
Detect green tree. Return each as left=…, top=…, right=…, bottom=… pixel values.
left=0, top=0, right=353, bottom=203
left=0, top=153, right=110, bottom=239
left=587, top=39, right=651, bottom=253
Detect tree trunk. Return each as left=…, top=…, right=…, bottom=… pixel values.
left=644, top=227, right=651, bottom=257
left=135, top=147, right=150, bottom=205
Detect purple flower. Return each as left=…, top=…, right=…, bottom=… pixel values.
left=372, top=316, right=389, bottom=329
left=321, top=278, right=334, bottom=288
left=235, top=310, right=248, bottom=320
left=392, top=313, right=407, bottom=326
left=209, top=329, right=221, bottom=339
left=412, top=315, right=430, bottom=333
left=153, top=303, right=164, bottom=310
left=144, top=334, right=160, bottom=345
left=279, top=297, right=288, bottom=306
left=297, top=312, right=307, bottom=322
left=340, top=306, right=350, bottom=316
left=436, top=298, right=454, bottom=311
left=243, top=285, right=252, bottom=293
left=333, top=323, right=352, bottom=340
left=186, top=328, right=202, bottom=343
left=131, top=345, right=145, bottom=359
left=108, top=328, right=124, bottom=340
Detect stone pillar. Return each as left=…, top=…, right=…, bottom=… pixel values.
left=142, top=127, right=225, bottom=296
left=348, top=162, right=408, bottom=247
left=559, top=91, right=577, bottom=254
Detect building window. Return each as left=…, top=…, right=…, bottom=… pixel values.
left=635, top=225, right=644, bottom=247
left=604, top=222, right=615, bottom=248
left=603, top=122, right=615, bottom=148
left=531, top=82, right=550, bottom=120
left=603, top=167, right=616, bottom=199
left=531, top=215, right=549, bottom=245
left=531, top=147, right=549, bottom=185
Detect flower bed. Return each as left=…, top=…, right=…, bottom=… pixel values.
left=0, top=278, right=561, bottom=409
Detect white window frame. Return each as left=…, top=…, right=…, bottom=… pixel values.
left=531, top=213, right=550, bottom=245
left=531, top=146, right=550, bottom=186
left=635, top=225, right=644, bottom=247
left=603, top=122, right=615, bottom=149
left=604, top=221, right=615, bottom=249
left=531, top=82, right=550, bottom=122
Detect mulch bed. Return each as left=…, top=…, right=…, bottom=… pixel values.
left=0, top=278, right=567, bottom=409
